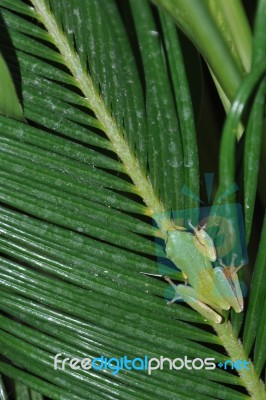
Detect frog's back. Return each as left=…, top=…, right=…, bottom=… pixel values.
left=165, top=229, right=226, bottom=309
left=166, top=230, right=212, bottom=274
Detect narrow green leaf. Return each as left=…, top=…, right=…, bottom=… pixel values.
left=0, top=362, right=81, bottom=400
left=152, top=0, right=242, bottom=101
left=15, top=382, right=30, bottom=400
left=207, top=0, right=252, bottom=74
left=216, top=58, right=266, bottom=200
left=243, top=81, right=266, bottom=243
left=0, top=0, right=35, bottom=17
left=243, top=213, right=266, bottom=357
left=129, top=0, right=185, bottom=211
left=214, top=58, right=266, bottom=336
left=0, top=52, right=24, bottom=120
left=244, top=0, right=266, bottom=243
left=254, top=298, right=266, bottom=375
left=159, top=10, right=199, bottom=216
left=30, top=391, right=43, bottom=400
left=0, top=375, right=8, bottom=400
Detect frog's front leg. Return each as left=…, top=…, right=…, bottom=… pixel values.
left=164, top=276, right=222, bottom=324
left=164, top=276, right=183, bottom=305
left=165, top=271, right=188, bottom=304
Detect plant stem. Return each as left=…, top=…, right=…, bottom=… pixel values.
left=214, top=321, right=266, bottom=400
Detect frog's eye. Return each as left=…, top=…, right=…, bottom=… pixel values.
left=188, top=220, right=217, bottom=262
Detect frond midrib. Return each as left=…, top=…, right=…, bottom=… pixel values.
left=30, top=0, right=165, bottom=220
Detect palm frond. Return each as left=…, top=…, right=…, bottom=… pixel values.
left=0, top=1, right=265, bottom=399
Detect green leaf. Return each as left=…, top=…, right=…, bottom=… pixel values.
left=216, top=58, right=266, bottom=201
left=243, top=0, right=266, bottom=243
left=0, top=1, right=265, bottom=399
left=206, top=0, right=252, bottom=74
left=0, top=52, right=24, bottom=120
left=151, top=0, right=243, bottom=101
left=243, top=213, right=266, bottom=361
left=254, top=298, right=266, bottom=375
left=15, top=382, right=31, bottom=400
left=0, top=375, right=8, bottom=400
left=129, top=0, right=185, bottom=211
left=159, top=10, right=199, bottom=216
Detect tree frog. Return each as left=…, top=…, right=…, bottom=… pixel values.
left=164, top=221, right=244, bottom=323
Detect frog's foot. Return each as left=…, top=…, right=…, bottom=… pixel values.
left=167, top=294, right=182, bottom=305
left=218, top=254, right=245, bottom=276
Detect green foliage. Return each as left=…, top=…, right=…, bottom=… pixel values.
left=0, top=0, right=265, bottom=399
left=0, top=52, right=24, bottom=121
